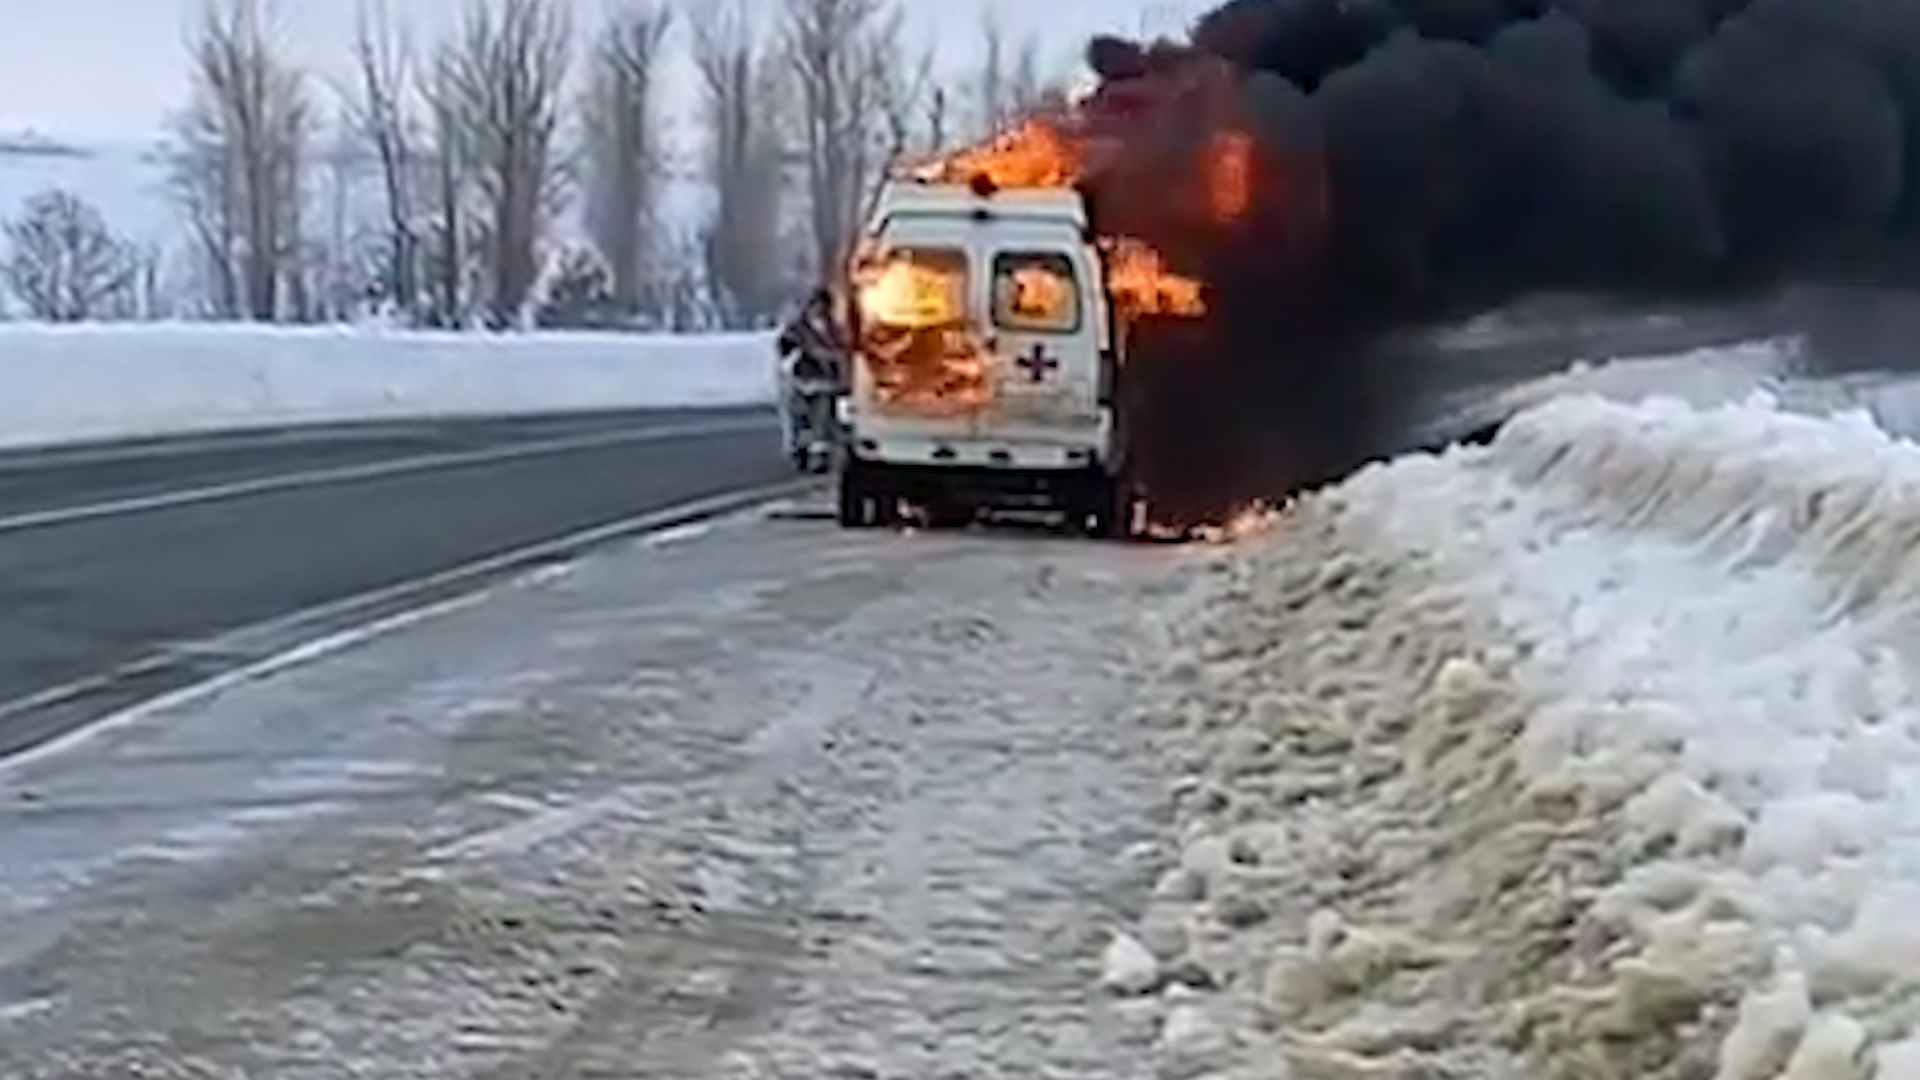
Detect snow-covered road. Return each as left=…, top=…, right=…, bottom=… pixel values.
left=0, top=501, right=1195, bottom=1077
left=7, top=351, right=1920, bottom=1077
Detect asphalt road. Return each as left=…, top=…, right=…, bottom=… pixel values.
left=0, top=407, right=788, bottom=757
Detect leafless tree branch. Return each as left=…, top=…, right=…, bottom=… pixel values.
left=168, top=0, right=315, bottom=319
left=345, top=0, right=422, bottom=315
left=2, top=189, right=141, bottom=321
left=869, top=9, right=935, bottom=166
left=581, top=0, right=672, bottom=319
left=971, top=8, right=1049, bottom=138
left=780, top=0, right=899, bottom=278
left=430, top=0, right=572, bottom=328
left=691, top=0, right=790, bottom=325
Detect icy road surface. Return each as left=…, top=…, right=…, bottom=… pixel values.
left=0, top=504, right=1197, bottom=1078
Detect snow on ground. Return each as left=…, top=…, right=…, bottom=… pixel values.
left=1425, top=337, right=1804, bottom=446
left=0, top=503, right=1194, bottom=1077
left=1125, top=386, right=1920, bottom=1078
left=1438, top=334, right=1920, bottom=445
left=10, top=338, right=1920, bottom=1075
left=0, top=322, right=775, bottom=449
left=1492, top=338, right=1802, bottom=412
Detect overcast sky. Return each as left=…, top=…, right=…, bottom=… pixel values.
left=0, top=0, right=1209, bottom=140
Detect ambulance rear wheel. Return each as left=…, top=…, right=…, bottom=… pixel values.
left=837, top=462, right=875, bottom=527
left=1084, top=474, right=1143, bottom=540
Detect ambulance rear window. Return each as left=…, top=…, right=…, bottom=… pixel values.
left=991, top=251, right=1080, bottom=333
left=857, top=247, right=967, bottom=329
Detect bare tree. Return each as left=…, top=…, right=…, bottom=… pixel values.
left=656, top=229, right=712, bottom=329
left=691, top=1, right=789, bottom=324
left=168, top=0, right=314, bottom=320
left=581, top=1, right=672, bottom=320
left=2, top=189, right=140, bottom=321
left=126, top=243, right=167, bottom=319
left=976, top=8, right=1008, bottom=138
left=430, top=0, right=572, bottom=328
left=1006, top=35, right=1048, bottom=120
left=781, top=0, right=902, bottom=278
left=312, top=126, right=373, bottom=320
left=530, top=242, right=616, bottom=327
left=926, top=85, right=951, bottom=155
left=971, top=9, right=1048, bottom=139
left=346, top=0, right=422, bottom=316
left=872, top=18, right=937, bottom=165
left=419, top=51, right=475, bottom=325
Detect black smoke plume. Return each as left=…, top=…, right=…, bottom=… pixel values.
left=1078, top=0, right=1920, bottom=523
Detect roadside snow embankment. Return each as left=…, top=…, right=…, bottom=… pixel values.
left=0, top=322, right=775, bottom=449
left=1130, top=390, right=1920, bottom=1078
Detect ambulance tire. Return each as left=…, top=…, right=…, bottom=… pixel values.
left=838, top=461, right=903, bottom=528
left=837, top=462, right=875, bottom=527
left=1081, top=473, right=1142, bottom=541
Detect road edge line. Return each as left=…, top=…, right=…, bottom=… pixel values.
left=0, top=416, right=775, bottom=535
left=0, top=478, right=819, bottom=776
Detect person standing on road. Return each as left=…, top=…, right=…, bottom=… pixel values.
left=776, top=286, right=848, bottom=473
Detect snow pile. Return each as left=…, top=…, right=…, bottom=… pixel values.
left=0, top=322, right=775, bottom=449
left=1427, top=336, right=1801, bottom=447
left=1492, top=338, right=1800, bottom=413
left=1125, top=388, right=1920, bottom=1078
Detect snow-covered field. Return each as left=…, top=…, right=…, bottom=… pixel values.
left=4, top=341, right=1920, bottom=1075
left=0, top=138, right=169, bottom=244
left=0, top=322, right=776, bottom=449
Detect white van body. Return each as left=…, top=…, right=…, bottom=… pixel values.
left=835, top=179, right=1137, bottom=534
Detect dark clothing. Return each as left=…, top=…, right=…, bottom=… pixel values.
left=778, top=289, right=846, bottom=388
left=777, top=289, right=848, bottom=470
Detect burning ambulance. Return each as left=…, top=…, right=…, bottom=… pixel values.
left=816, top=124, right=1224, bottom=535
left=790, top=39, right=1325, bottom=535
left=824, top=175, right=1151, bottom=535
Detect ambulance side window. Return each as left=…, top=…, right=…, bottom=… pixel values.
left=991, top=251, right=1080, bottom=333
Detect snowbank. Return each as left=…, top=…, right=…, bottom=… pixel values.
left=1127, top=384, right=1920, bottom=1077
left=0, top=322, right=776, bottom=449
left=1492, top=337, right=1801, bottom=412
left=1434, top=334, right=1920, bottom=452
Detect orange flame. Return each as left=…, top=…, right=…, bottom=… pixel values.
left=849, top=246, right=994, bottom=416
left=1002, top=262, right=1076, bottom=324
left=854, top=255, right=962, bottom=329
left=1103, top=238, right=1205, bottom=320
left=905, top=118, right=1084, bottom=189
left=1206, top=132, right=1253, bottom=223
left=902, top=115, right=1210, bottom=326
left=1143, top=500, right=1287, bottom=543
